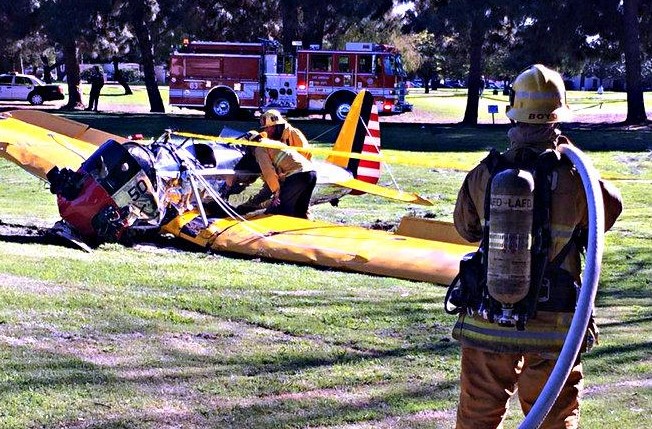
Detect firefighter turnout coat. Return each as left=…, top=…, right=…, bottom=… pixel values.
left=280, top=124, right=312, bottom=160
left=254, top=144, right=314, bottom=194
left=452, top=126, right=623, bottom=354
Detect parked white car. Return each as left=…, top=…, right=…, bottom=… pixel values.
left=0, top=73, right=65, bottom=105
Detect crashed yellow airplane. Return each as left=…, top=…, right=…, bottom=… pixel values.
left=0, top=90, right=475, bottom=285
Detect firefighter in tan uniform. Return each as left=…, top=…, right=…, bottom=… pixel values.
left=451, top=64, right=622, bottom=428
left=242, top=109, right=315, bottom=214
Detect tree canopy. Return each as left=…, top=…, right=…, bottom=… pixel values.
left=0, top=0, right=648, bottom=123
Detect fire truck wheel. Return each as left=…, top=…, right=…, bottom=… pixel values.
left=329, top=96, right=354, bottom=122
left=206, top=94, right=237, bottom=119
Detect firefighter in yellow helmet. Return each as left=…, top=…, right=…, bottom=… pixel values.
left=450, top=64, right=622, bottom=428
left=259, top=109, right=311, bottom=159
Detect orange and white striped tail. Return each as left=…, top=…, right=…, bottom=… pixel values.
left=354, top=105, right=381, bottom=185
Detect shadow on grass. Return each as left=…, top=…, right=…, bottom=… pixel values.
left=599, top=315, right=652, bottom=328
left=0, top=327, right=459, bottom=428
left=48, top=380, right=458, bottom=428
left=584, top=341, right=652, bottom=367
left=597, top=245, right=652, bottom=306
left=0, top=349, right=112, bottom=393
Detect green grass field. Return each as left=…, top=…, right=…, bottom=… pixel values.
left=0, top=90, right=650, bottom=428
left=406, top=87, right=652, bottom=124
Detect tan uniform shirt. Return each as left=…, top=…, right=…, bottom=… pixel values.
left=280, top=125, right=312, bottom=160
left=254, top=145, right=314, bottom=193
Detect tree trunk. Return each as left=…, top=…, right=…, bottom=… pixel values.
left=280, top=0, right=301, bottom=51
left=62, top=39, right=84, bottom=109
left=300, top=1, right=327, bottom=48
left=623, top=0, right=648, bottom=124
left=462, top=18, right=484, bottom=125
left=132, top=14, right=164, bottom=112
left=112, top=57, right=133, bottom=95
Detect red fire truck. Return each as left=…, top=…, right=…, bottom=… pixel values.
left=169, top=40, right=412, bottom=121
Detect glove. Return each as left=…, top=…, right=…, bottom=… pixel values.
left=270, top=191, right=281, bottom=207
left=245, top=130, right=262, bottom=142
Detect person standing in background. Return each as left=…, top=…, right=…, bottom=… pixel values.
left=86, top=66, right=104, bottom=112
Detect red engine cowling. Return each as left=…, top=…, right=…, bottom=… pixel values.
left=48, top=139, right=161, bottom=244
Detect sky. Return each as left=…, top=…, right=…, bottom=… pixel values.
left=392, top=1, right=415, bottom=16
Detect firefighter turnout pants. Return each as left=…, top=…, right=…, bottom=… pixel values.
left=267, top=170, right=317, bottom=219
left=456, top=347, right=583, bottom=429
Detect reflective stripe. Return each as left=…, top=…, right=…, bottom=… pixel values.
left=550, top=224, right=576, bottom=240
left=452, top=312, right=573, bottom=353
left=274, top=150, right=289, bottom=165
left=170, top=88, right=206, bottom=99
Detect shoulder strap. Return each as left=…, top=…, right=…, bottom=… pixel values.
left=479, top=148, right=506, bottom=173
left=525, top=149, right=563, bottom=320
left=549, top=227, right=584, bottom=269
left=480, top=149, right=511, bottom=248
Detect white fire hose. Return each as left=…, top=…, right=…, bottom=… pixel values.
left=518, top=144, right=605, bottom=428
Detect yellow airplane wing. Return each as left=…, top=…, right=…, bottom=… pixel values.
left=0, top=114, right=91, bottom=180
left=0, top=110, right=127, bottom=181
left=334, top=178, right=432, bottom=205
left=162, top=212, right=475, bottom=285
left=8, top=110, right=127, bottom=146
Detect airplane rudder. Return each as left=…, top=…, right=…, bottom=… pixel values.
left=352, top=104, right=382, bottom=186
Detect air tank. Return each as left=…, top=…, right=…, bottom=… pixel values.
left=487, top=168, right=535, bottom=324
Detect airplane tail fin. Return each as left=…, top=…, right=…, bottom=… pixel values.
left=326, top=90, right=381, bottom=186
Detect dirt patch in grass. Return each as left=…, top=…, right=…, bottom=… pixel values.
left=0, top=272, right=67, bottom=296
left=584, top=378, right=652, bottom=396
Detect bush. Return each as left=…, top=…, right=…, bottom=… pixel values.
left=80, top=68, right=99, bottom=83
left=119, top=68, right=143, bottom=83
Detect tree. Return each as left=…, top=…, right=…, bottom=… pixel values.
left=623, top=0, right=649, bottom=124
left=112, top=56, right=133, bottom=94
left=112, top=0, right=164, bottom=112
left=412, top=31, right=445, bottom=93
left=330, top=11, right=422, bottom=70
left=278, top=0, right=394, bottom=51
left=37, top=0, right=112, bottom=109
left=0, top=1, right=43, bottom=72
left=166, top=0, right=278, bottom=46
left=405, top=1, right=518, bottom=124
left=507, top=2, right=588, bottom=75
left=488, top=0, right=649, bottom=124
left=405, top=0, right=650, bottom=125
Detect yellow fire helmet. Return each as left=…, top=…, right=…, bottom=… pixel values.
left=260, top=109, right=287, bottom=127
left=506, top=64, right=572, bottom=124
